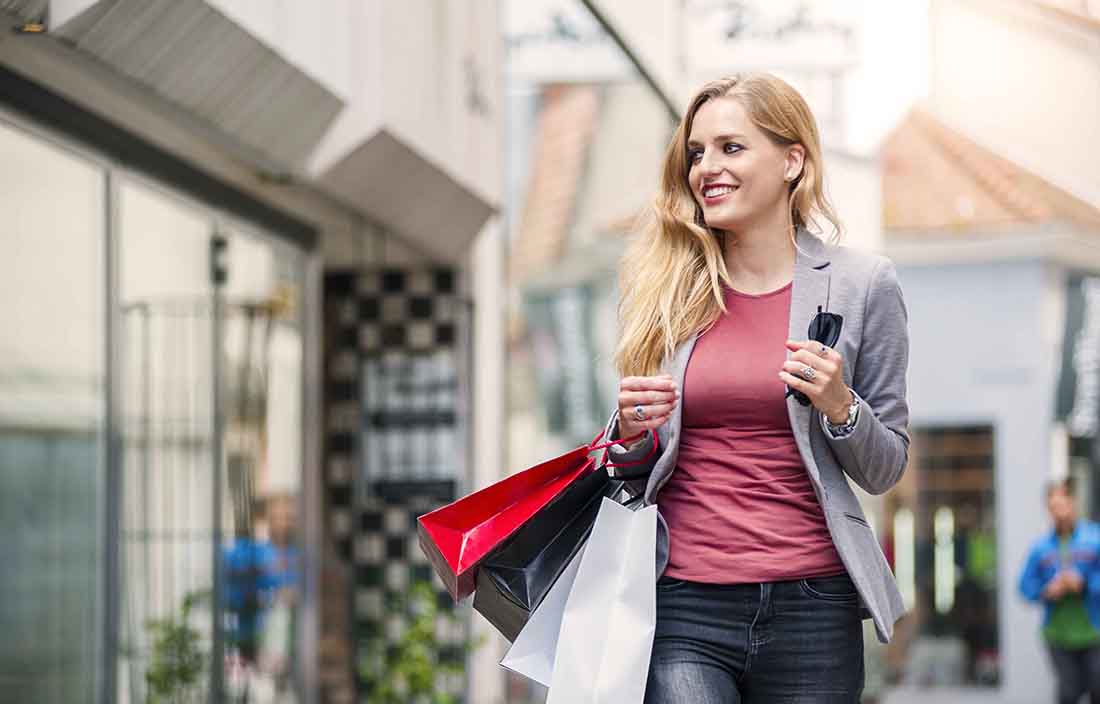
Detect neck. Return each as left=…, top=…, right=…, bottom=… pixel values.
left=720, top=206, right=796, bottom=291
left=1056, top=520, right=1076, bottom=537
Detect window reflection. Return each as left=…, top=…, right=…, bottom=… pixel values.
left=0, top=119, right=104, bottom=703
left=885, top=426, right=999, bottom=687
left=117, top=179, right=306, bottom=703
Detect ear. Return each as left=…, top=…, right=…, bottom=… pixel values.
left=785, top=144, right=806, bottom=182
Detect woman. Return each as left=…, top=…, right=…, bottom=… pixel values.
left=604, top=73, right=910, bottom=702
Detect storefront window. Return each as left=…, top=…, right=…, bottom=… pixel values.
left=116, top=177, right=307, bottom=703
left=0, top=119, right=105, bottom=702
left=884, top=425, right=999, bottom=687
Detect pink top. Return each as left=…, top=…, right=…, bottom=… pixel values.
left=660, top=281, right=846, bottom=583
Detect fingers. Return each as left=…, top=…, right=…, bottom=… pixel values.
left=788, top=346, right=842, bottom=372
left=619, top=374, right=680, bottom=417
left=619, top=374, right=678, bottom=393
left=619, top=389, right=679, bottom=407
left=778, top=370, right=811, bottom=392
left=780, top=359, right=832, bottom=386
left=617, top=373, right=679, bottom=439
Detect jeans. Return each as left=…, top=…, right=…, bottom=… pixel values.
left=1047, top=644, right=1100, bottom=704
left=644, top=573, right=864, bottom=703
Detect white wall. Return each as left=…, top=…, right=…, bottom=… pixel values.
left=896, top=258, right=1062, bottom=703
left=828, top=151, right=882, bottom=252
left=929, top=0, right=1100, bottom=209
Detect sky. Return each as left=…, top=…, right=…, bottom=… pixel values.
left=846, top=0, right=931, bottom=153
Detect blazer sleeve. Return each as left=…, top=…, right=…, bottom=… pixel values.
left=602, top=408, right=659, bottom=497
left=823, top=257, right=911, bottom=495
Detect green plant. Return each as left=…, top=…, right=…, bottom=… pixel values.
left=360, top=581, right=483, bottom=704
left=145, top=591, right=209, bottom=704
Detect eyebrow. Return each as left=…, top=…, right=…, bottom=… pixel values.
left=686, top=133, right=748, bottom=149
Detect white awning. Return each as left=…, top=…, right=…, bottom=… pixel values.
left=316, top=127, right=496, bottom=263
left=51, top=0, right=343, bottom=170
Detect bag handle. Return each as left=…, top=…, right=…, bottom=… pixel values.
left=587, top=427, right=659, bottom=468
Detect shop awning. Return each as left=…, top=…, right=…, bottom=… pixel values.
left=50, top=0, right=344, bottom=170
left=314, top=127, right=496, bottom=263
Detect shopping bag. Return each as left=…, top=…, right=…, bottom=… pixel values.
left=546, top=497, right=657, bottom=703
left=418, top=428, right=655, bottom=602
left=417, top=444, right=593, bottom=601
left=473, top=465, right=624, bottom=641
left=499, top=538, right=587, bottom=686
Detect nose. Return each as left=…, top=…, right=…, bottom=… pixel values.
left=697, top=148, right=722, bottom=182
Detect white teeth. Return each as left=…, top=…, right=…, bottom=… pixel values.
left=704, top=185, right=734, bottom=197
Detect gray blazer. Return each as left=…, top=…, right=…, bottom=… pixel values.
left=605, top=227, right=910, bottom=643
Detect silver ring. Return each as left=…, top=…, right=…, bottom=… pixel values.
left=800, top=365, right=816, bottom=381
left=633, top=405, right=647, bottom=422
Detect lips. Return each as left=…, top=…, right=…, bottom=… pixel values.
left=701, top=183, right=738, bottom=204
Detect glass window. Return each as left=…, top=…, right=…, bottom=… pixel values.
left=117, top=178, right=218, bottom=703
left=884, top=425, right=999, bottom=688
left=0, top=119, right=105, bottom=702
left=219, top=223, right=305, bottom=701
left=116, top=176, right=307, bottom=703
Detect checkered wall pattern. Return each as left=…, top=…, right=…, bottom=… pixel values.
left=323, top=268, right=467, bottom=702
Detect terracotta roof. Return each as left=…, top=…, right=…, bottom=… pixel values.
left=881, top=108, right=1100, bottom=234
left=509, top=84, right=601, bottom=284
left=1031, top=1, right=1100, bottom=33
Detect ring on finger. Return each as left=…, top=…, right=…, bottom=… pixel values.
left=817, top=344, right=829, bottom=357
left=633, top=405, right=647, bottom=422
left=800, top=365, right=816, bottom=381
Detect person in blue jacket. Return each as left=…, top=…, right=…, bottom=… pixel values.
left=1019, top=478, right=1100, bottom=703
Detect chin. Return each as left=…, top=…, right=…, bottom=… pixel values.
left=703, top=212, right=748, bottom=231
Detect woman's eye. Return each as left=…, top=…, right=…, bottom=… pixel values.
left=724, top=142, right=743, bottom=154
left=688, top=149, right=703, bottom=164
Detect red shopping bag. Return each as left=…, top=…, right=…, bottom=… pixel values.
left=417, top=429, right=654, bottom=601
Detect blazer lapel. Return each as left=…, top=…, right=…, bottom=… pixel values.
left=657, top=333, right=698, bottom=450
left=787, top=228, right=832, bottom=487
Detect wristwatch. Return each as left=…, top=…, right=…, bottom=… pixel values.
left=824, top=389, right=860, bottom=438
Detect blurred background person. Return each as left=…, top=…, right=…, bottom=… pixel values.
left=1019, top=479, right=1100, bottom=704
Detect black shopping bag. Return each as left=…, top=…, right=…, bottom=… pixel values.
left=473, top=465, right=626, bottom=641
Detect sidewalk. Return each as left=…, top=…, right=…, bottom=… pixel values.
left=883, top=686, right=1021, bottom=704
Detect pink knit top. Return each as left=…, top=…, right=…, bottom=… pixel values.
left=659, top=282, right=846, bottom=583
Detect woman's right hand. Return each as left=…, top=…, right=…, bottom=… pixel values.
left=617, top=374, right=679, bottom=445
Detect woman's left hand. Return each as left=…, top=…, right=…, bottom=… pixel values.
left=779, top=339, right=853, bottom=424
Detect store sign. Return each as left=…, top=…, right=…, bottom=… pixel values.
left=683, top=0, right=858, bottom=72
left=506, top=0, right=637, bottom=82
left=1056, top=275, right=1100, bottom=438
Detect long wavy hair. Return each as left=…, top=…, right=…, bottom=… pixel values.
left=614, top=73, right=842, bottom=377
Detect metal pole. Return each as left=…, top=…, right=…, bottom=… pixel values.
left=578, top=0, right=681, bottom=123
left=209, top=233, right=228, bottom=703
left=300, top=252, right=324, bottom=704
left=101, top=168, right=121, bottom=704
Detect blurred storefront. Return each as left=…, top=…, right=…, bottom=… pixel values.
left=879, top=104, right=1100, bottom=702
left=0, top=1, right=503, bottom=703
left=871, top=3, right=1100, bottom=702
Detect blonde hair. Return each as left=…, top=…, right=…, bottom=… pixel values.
left=614, top=73, right=842, bottom=377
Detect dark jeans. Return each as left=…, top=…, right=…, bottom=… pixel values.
left=1048, top=644, right=1100, bottom=704
left=644, top=573, right=864, bottom=703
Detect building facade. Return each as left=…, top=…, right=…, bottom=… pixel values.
left=0, top=1, right=504, bottom=702
left=879, top=105, right=1100, bottom=702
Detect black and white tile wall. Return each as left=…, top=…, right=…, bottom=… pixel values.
left=324, top=268, right=467, bottom=702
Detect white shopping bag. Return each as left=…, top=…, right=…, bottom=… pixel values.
left=499, top=540, right=587, bottom=686
left=547, top=497, right=657, bottom=704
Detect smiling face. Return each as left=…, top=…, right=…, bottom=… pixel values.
left=686, top=96, right=805, bottom=233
